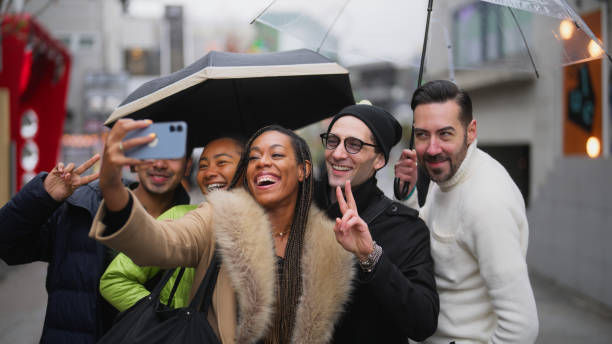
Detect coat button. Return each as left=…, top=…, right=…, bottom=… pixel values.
left=391, top=205, right=398, bottom=212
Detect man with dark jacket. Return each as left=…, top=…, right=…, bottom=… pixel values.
left=0, top=150, right=190, bottom=343
left=315, top=103, right=439, bottom=343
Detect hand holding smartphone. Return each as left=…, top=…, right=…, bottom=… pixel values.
left=122, top=121, right=187, bottom=160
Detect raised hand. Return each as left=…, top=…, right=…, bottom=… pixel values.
left=44, top=154, right=101, bottom=202
left=99, top=118, right=155, bottom=211
left=333, top=180, right=374, bottom=261
left=394, top=149, right=418, bottom=196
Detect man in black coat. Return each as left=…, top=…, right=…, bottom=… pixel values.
left=0, top=150, right=190, bottom=344
left=315, top=103, right=439, bottom=343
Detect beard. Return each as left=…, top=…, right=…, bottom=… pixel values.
left=419, top=134, right=469, bottom=183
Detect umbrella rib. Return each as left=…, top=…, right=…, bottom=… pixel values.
left=317, top=0, right=352, bottom=53
left=250, top=0, right=278, bottom=25
left=558, top=0, right=612, bottom=63
left=507, top=7, right=539, bottom=79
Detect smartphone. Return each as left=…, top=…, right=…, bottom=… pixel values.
left=122, top=121, right=187, bottom=160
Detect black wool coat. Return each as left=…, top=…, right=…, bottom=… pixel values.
left=314, top=176, right=439, bottom=343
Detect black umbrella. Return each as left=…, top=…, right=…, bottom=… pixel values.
left=105, top=48, right=355, bottom=148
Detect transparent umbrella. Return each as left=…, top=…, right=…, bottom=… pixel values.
left=253, top=0, right=610, bottom=78
left=253, top=0, right=611, bottom=198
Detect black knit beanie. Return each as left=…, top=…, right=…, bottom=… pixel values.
left=327, top=104, right=402, bottom=166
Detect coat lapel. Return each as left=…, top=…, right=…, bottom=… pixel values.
left=208, top=189, right=356, bottom=344
left=208, top=189, right=277, bottom=344
left=291, top=207, right=356, bottom=344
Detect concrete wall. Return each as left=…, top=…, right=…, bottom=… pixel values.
left=470, top=71, right=563, bottom=204
left=527, top=157, right=612, bottom=307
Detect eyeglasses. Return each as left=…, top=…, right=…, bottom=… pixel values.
left=320, top=133, right=377, bottom=154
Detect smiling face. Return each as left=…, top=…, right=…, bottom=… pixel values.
left=413, top=100, right=476, bottom=183
left=246, top=130, right=304, bottom=210
left=197, top=138, right=243, bottom=195
left=324, top=116, right=385, bottom=189
left=134, top=158, right=187, bottom=195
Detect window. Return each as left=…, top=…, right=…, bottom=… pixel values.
left=453, top=2, right=532, bottom=67
left=78, top=35, right=96, bottom=50
left=54, top=32, right=100, bottom=53
left=124, top=48, right=161, bottom=76
left=57, top=34, right=72, bottom=51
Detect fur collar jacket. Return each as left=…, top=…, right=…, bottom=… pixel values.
left=91, top=188, right=356, bottom=344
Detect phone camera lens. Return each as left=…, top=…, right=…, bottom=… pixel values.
left=169, top=125, right=175, bottom=132
left=177, top=125, right=183, bottom=132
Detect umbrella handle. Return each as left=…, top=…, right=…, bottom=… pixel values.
left=393, top=176, right=412, bottom=201
left=394, top=105, right=417, bottom=200
left=394, top=128, right=414, bottom=200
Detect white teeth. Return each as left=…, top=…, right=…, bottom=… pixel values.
left=256, top=175, right=278, bottom=186
left=207, top=183, right=226, bottom=191
left=332, top=164, right=351, bottom=171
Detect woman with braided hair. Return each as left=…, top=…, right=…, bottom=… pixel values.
left=89, top=121, right=360, bottom=343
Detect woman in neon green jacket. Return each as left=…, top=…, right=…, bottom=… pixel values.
left=100, top=204, right=197, bottom=311
left=99, top=136, right=244, bottom=312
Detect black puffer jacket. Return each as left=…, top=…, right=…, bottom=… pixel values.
left=315, top=176, right=439, bottom=343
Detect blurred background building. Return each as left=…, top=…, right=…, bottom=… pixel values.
left=1, top=0, right=611, bottom=342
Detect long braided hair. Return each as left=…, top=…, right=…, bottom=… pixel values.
left=229, top=125, right=313, bottom=343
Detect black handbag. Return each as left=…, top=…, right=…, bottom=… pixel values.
left=98, top=253, right=221, bottom=344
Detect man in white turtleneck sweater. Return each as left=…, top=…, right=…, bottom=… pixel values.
left=395, top=80, right=538, bottom=343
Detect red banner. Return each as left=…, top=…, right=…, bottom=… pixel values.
left=0, top=14, right=71, bottom=190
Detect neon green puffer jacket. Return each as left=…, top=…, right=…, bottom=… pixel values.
left=99, top=205, right=197, bottom=312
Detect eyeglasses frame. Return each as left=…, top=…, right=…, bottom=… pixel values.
left=320, top=132, right=378, bottom=154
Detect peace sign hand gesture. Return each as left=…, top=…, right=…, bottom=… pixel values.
left=333, top=180, right=374, bottom=261
left=44, top=154, right=101, bottom=202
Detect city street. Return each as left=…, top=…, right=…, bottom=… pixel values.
left=0, top=261, right=610, bottom=343
left=1, top=1, right=611, bottom=343
left=0, top=262, right=45, bottom=344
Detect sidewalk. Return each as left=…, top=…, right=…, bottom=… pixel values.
left=0, top=261, right=46, bottom=344
left=0, top=261, right=611, bottom=343
left=531, top=271, right=612, bottom=343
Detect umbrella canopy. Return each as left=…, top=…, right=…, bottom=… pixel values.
left=253, top=0, right=610, bottom=79
left=105, top=49, right=355, bottom=148
left=253, top=0, right=611, bottom=199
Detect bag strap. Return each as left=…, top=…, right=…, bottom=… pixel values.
left=150, top=268, right=178, bottom=301
left=360, top=195, right=393, bottom=225
left=143, top=269, right=166, bottom=292
left=165, top=267, right=186, bottom=306
left=189, top=251, right=220, bottom=313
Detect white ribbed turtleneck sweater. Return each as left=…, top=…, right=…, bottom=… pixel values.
left=419, top=140, right=539, bottom=344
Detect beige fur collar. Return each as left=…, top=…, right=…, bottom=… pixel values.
left=292, top=206, right=356, bottom=343
left=208, top=189, right=355, bottom=344
left=208, top=188, right=276, bottom=343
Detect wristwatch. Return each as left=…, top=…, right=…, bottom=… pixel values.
left=358, top=241, right=382, bottom=273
